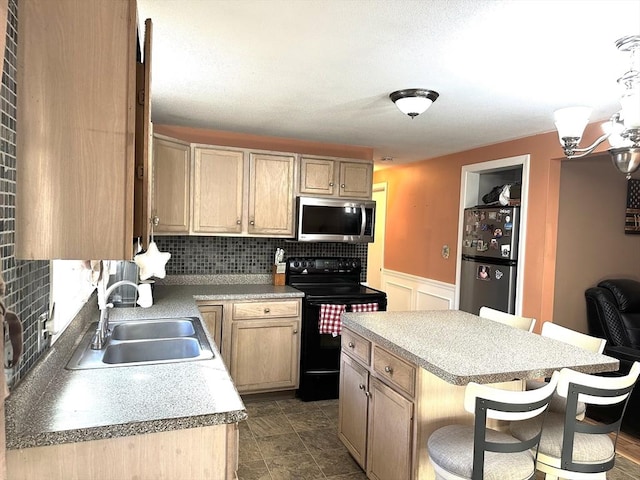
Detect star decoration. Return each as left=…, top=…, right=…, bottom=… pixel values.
left=134, top=241, right=171, bottom=280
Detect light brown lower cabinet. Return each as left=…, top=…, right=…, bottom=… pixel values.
left=220, top=298, right=302, bottom=394
left=338, top=353, right=369, bottom=467
left=6, top=423, right=238, bottom=480
left=338, top=338, right=414, bottom=480
left=366, top=377, right=413, bottom=480
left=338, top=326, right=524, bottom=480
left=197, top=303, right=223, bottom=349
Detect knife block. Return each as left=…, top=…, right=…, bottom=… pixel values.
left=272, top=264, right=285, bottom=286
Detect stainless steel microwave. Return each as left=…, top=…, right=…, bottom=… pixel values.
left=296, top=196, right=375, bottom=243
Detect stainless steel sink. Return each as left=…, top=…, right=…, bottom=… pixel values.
left=102, top=338, right=202, bottom=364
left=66, top=317, right=214, bottom=370
left=111, top=319, right=196, bottom=340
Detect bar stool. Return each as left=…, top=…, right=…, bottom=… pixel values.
left=511, top=362, right=640, bottom=480
left=427, top=372, right=559, bottom=480
left=527, top=322, right=606, bottom=419
left=479, top=306, right=536, bottom=332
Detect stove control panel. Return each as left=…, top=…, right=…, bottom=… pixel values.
left=286, top=257, right=361, bottom=274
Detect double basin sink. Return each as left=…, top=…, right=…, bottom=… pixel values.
left=66, top=317, right=214, bottom=370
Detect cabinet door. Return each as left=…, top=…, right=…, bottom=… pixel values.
left=134, top=19, right=153, bottom=250
left=197, top=304, right=223, bottom=350
left=339, top=162, right=373, bottom=199
left=366, top=378, right=413, bottom=480
left=230, top=319, right=300, bottom=393
left=153, top=137, right=191, bottom=233
left=300, top=157, right=335, bottom=196
left=338, top=352, right=369, bottom=469
left=16, top=0, right=137, bottom=260
left=193, top=147, right=244, bottom=233
left=248, top=153, right=295, bottom=236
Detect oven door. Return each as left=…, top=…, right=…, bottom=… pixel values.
left=298, top=295, right=386, bottom=401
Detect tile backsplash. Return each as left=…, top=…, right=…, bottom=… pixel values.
left=1, top=0, right=51, bottom=388
left=154, top=236, right=370, bottom=281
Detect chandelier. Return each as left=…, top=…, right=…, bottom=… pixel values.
left=554, top=35, right=640, bottom=179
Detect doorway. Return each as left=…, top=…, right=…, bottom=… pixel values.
left=367, top=182, right=387, bottom=289
left=455, top=155, right=530, bottom=315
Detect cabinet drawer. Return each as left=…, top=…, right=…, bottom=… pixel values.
left=372, top=346, right=416, bottom=397
left=233, top=300, right=299, bottom=320
left=342, top=329, right=371, bottom=366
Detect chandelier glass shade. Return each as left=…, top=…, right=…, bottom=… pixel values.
left=555, top=35, right=640, bottom=179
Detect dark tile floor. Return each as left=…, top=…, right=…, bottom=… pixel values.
left=238, top=397, right=640, bottom=480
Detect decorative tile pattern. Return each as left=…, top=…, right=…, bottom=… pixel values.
left=1, top=0, right=50, bottom=388
left=154, top=236, right=369, bottom=282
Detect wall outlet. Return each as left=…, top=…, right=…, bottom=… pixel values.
left=37, top=312, right=49, bottom=353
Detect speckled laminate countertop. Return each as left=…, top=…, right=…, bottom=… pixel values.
left=5, top=282, right=304, bottom=450
left=342, top=310, right=620, bottom=385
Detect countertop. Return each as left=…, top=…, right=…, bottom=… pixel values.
left=342, top=310, right=620, bottom=385
left=5, top=282, right=304, bottom=450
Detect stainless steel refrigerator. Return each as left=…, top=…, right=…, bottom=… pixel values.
left=459, top=205, right=520, bottom=315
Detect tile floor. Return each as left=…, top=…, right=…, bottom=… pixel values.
left=238, top=396, right=640, bottom=480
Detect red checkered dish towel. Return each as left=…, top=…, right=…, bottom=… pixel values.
left=319, top=304, right=346, bottom=336
left=351, top=303, right=379, bottom=313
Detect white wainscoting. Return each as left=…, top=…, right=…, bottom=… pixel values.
left=381, top=269, right=456, bottom=312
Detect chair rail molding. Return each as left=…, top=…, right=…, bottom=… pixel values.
left=381, top=269, right=455, bottom=312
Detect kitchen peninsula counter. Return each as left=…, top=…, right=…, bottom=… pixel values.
left=338, top=310, right=619, bottom=480
left=342, top=309, right=619, bottom=384
left=4, top=282, right=303, bottom=479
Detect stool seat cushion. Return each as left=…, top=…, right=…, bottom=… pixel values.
left=525, top=379, right=586, bottom=416
left=510, top=412, right=615, bottom=463
left=427, top=424, right=535, bottom=480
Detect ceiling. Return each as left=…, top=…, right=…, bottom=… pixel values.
left=137, top=0, right=640, bottom=166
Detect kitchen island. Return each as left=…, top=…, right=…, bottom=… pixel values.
left=4, top=282, right=303, bottom=480
left=339, top=310, right=620, bottom=480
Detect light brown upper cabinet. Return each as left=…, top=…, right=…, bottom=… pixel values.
left=153, top=137, right=191, bottom=234
left=133, top=18, right=153, bottom=250
left=192, top=147, right=244, bottom=234
left=300, top=156, right=373, bottom=199
left=154, top=139, right=296, bottom=238
left=248, top=153, right=295, bottom=236
left=16, top=0, right=151, bottom=260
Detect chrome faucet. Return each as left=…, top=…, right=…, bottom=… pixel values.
left=90, top=280, right=139, bottom=350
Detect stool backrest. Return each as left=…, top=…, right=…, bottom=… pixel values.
left=479, top=306, right=536, bottom=332
left=464, top=372, right=559, bottom=479
left=554, top=362, right=640, bottom=475
left=541, top=322, right=606, bottom=353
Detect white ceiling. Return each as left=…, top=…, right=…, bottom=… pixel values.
left=138, top=0, right=640, bottom=165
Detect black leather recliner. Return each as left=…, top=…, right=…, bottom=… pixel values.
left=585, top=278, right=640, bottom=436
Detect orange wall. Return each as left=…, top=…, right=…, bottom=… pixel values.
left=154, top=124, right=374, bottom=160
left=373, top=123, right=608, bottom=325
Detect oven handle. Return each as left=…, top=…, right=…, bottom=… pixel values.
left=306, top=301, right=381, bottom=309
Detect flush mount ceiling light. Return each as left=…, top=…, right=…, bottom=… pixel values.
left=390, top=89, right=439, bottom=118
left=554, top=35, right=640, bottom=179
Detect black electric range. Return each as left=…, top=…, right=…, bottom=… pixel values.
left=286, top=257, right=387, bottom=401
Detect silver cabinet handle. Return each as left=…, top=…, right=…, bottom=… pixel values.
left=236, top=219, right=241, bottom=225
left=359, top=384, right=365, bottom=390
left=329, top=182, right=334, bottom=187
left=341, top=184, right=346, bottom=188
left=384, top=366, right=393, bottom=374
left=250, top=220, right=255, bottom=226
left=348, top=342, right=355, bottom=348
left=293, top=329, right=298, bottom=334
left=264, top=307, right=270, bottom=313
